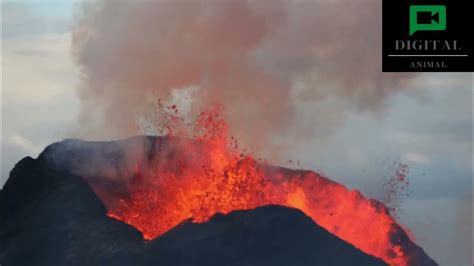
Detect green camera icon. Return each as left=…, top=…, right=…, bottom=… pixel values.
left=409, top=5, right=446, bottom=36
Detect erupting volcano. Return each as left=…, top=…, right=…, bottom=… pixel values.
left=0, top=105, right=438, bottom=266
left=0, top=104, right=438, bottom=266
left=71, top=106, right=434, bottom=266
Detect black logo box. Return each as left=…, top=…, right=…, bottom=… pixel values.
left=382, top=0, right=473, bottom=72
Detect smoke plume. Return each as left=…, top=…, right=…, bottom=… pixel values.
left=72, top=0, right=415, bottom=154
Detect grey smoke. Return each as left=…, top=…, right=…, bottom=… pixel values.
left=71, top=0, right=416, bottom=154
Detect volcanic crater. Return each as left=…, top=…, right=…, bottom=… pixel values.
left=1, top=135, right=437, bottom=266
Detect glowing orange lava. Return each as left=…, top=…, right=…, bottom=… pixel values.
left=105, top=106, right=415, bottom=266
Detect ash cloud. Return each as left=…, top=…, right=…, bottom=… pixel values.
left=71, top=0, right=416, bottom=153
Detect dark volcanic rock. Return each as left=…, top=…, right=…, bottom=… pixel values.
left=0, top=156, right=142, bottom=266
left=0, top=137, right=434, bottom=266
left=110, top=205, right=388, bottom=266
left=0, top=154, right=385, bottom=266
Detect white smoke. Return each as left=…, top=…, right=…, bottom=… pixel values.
left=71, top=0, right=417, bottom=156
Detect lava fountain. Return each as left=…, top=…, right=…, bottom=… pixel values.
left=99, top=106, right=429, bottom=266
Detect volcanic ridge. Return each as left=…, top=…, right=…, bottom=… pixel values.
left=0, top=136, right=437, bottom=266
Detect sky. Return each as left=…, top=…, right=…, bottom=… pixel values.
left=1, top=1, right=473, bottom=265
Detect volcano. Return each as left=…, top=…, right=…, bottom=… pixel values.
left=1, top=136, right=436, bottom=266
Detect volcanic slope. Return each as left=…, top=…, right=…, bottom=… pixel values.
left=1, top=136, right=437, bottom=266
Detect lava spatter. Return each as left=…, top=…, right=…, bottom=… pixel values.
left=105, top=106, right=414, bottom=266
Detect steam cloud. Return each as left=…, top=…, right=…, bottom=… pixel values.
left=72, top=0, right=415, bottom=154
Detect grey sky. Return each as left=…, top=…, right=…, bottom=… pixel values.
left=1, top=1, right=472, bottom=265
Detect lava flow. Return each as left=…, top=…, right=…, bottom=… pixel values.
left=104, top=106, right=416, bottom=266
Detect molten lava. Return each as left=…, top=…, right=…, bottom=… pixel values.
left=105, top=106, right=415, bottom=266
